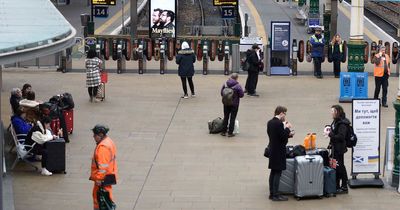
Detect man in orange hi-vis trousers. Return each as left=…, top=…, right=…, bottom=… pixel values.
left=89, top=125, right=118, bottom=210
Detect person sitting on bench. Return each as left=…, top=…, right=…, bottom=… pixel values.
left=25, top=116, right=61, bottom=176
left=11, top=107, right=32, bottom=138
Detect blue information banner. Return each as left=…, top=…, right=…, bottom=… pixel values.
left=339, top=72, right=368, bottom=102
left=271, top=22, right=290, bottom=51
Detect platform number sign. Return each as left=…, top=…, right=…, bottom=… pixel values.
left=93, top=6, right=109, bottom=18
left=221, top=7, right=235, bottom=19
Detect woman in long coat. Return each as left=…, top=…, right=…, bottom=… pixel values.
left=176, top=41, right=196, bottom=99
left=85, top=49, right=102, bottom=102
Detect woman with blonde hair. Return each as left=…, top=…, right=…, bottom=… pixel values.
left=330, top=34, right=345, bottom=78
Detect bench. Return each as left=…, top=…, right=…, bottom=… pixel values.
left=9, top=123, right=38, bottom=171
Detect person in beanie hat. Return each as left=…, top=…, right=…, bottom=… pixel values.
left=176, top=41, right=196, bottom=99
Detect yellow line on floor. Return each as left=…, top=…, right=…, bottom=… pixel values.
left=95, top=2, right=131, bottom=35
left=338, top=3, right=379, bottom=42
left=244, top=0, right=268, bottom=44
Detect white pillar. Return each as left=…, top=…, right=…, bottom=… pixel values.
left=350, top=0, right=364, bottom=41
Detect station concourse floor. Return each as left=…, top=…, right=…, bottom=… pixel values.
left=1, top=69, right=400, bottom=210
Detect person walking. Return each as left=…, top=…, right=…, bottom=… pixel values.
left=266, top=106, right=293, bottom=201
left=220, top=73, right=244, bottom=137
left=90, top=125, right=118, bottom=210
left=327, top=105, right=349, bottom=194
left=85, top=49, right=102, bottom=103
left=330, top=34, right=344, bottom=78
left=310, top=27, right=325, bottom=78
left=176, top=41, right=196, bottom=99
left=245, top=44, right=261, bottom=96
left=372, top=45, right=390, bottom=107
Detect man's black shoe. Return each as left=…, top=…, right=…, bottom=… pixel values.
left=317, top=75, right=323, bottom=79
left=220, top=132, right=226, bottom=136
left=271, top=195, right=288, bottom=201
left=382, top=104, right=388, bottom=108
left=336, top=188, right=348, bottom=194
left=227, top=133, right=235, bottom=137
left=248, top=93, right=259, bottom=97
left=268, top=195, right=273, bottom=200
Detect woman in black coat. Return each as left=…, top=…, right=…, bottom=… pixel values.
left=330, top=34, right=344, bottom=78
left=267, top=106, right=293, bottom=201
left=176, top=41, right=196, bottom=99
left=328, top=104, right=349, bottom=194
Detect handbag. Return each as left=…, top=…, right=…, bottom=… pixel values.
left=329, top=146, right=337, bottom=169
left=102, top=174, right=117, bottom=186
left=264, top=145, right=270, bottom=158
left=100, top=71, right=108, bottom=83
left=97, top=187, right=116, bottom=210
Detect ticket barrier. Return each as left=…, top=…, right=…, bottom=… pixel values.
left=223, top=41, right=230, bottom=75
left=203, top=40, right=209, bottom=75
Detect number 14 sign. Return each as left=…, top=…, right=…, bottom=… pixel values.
left=93, top=6, right=109, bottom=18
left=221, top=6, right=236, bottom=19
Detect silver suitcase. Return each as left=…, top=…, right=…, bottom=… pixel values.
left=278, top=158, right=295, bottom=194
left=294, top=155, right=324, bottom=199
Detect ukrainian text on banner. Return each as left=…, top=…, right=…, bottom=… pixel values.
left=149, top=0, right=176, bottom=38
left=352, top=99, right=380, bottom=174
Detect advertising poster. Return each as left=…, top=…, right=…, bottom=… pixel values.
left=271, top=22, right=290, bottom=51
left=149, top=0, right=176, bottom=38
left=352, top=99, right=380, bottom=174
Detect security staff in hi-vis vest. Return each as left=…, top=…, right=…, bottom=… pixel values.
left=372, top=45, right=390, bottom=107
left=330, top=34, right=344, bottom=78
left=89, top=125, right=118, bottom=210
left=309, top=26, right=325, bottom=79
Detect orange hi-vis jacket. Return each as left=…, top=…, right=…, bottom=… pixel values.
left=374, top=54, right=391, bottom=77
left=90, top=136, right=118, bottom=182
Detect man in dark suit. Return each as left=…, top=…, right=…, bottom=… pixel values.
left=266, top=106, right=294, bottom=201
left=245, top=43, right=262, bottom=96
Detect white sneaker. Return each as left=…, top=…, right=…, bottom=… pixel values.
left=41, top=168, right=52, bottom=176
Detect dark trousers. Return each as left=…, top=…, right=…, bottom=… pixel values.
left=333, top=60, right=341, bottom=77
left=33, top=143, right=48, bottom=168
left=88, top=86, right=99, bottom=98
left=222, top=105, right=238, bottom=134
left=180, top=76, right=195, bottom=95
left=245, top=71, right=258, bottom=94
left=269, top=169, right=282, bottom=196
left=313, top=57, right=322, bottom=76
left=333, top=153, right=348, bottom=189
left=374, top=76, right=389, bottom=105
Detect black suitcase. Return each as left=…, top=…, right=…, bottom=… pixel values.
left=306, top=148, right=329, bottom=167
left=45, top=138, right=66, bottom=173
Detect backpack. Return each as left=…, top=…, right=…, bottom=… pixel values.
left=208, top=117, right=224, bottom=134
left=242, top=58, right=250, bottom=71
left=61, top=92, right=74, bottom=110
left=221, top=83, right=234, bottom=106
left=346, top=124, right=358, bottom=148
